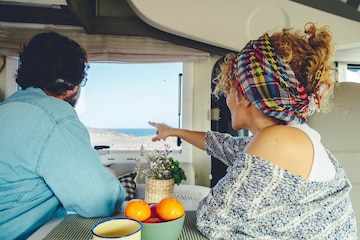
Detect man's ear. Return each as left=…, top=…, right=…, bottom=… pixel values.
left=52, top=86, right=79, bottom=100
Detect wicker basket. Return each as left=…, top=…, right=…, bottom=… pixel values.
left=145, top=178, right=175, bottom=203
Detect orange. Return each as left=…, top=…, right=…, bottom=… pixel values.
left=156, top=197, right=185, bottom=221
left=124, top=199, right=151, bottom=222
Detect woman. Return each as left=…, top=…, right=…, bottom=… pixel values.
left=149, top=23, right=357, bottom=239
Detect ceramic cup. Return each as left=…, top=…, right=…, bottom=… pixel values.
left=91, top=218, right=142, bottom=240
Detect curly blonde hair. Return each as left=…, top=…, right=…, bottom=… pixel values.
left=213, top=22, right=336, bottom=112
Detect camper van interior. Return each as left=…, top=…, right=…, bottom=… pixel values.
left=0, top=0, right=360, bottom=238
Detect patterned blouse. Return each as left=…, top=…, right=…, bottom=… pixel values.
left=196, top=131, right=357, bottom=239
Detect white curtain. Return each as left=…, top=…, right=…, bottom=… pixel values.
left=0, top=22, right=209, bottom=63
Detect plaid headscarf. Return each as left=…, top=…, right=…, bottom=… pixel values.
left=233, top=34, right=310, bottom=124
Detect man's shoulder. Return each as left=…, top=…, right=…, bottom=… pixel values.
left=3, top=87, right=77, bottom=121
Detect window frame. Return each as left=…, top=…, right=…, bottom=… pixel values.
left=91, top=62, right=194, bottom=165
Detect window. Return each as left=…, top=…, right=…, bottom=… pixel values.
left=75, top=62, right=183, bottom=153
left=4, top=58, right=193, bottom=164
left=337, top=62, right=360, bottom=83
left=347, top=64, right=360, bottom=83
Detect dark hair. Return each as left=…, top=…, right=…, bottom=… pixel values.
left=16, top=32, right=88, bottom=95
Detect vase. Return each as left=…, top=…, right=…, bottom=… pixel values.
left=145, top=178, right=175, bottom=203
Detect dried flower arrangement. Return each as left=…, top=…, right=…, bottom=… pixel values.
left=135, top=144, right=187, bottom=185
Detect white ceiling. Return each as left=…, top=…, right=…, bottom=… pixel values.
left=0, top=0, right=66, bottom=5
left=1, top=0, right=360, bottom=63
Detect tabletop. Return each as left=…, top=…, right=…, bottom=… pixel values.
left=43, top=211, right=207, bottom=240
left=29, top=200, right=207, bottom=240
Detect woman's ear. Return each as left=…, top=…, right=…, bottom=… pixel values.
left=235, top=91, right=242, bottom=105
left=235, top=92, right=251, bottom=106
left=242, top=98, right=252, bottom=107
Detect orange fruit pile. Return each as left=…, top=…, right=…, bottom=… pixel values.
left=124, top=197, right=185, bottom=223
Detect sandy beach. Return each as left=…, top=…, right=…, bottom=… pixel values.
left=87, top=127, right=181, bottom=151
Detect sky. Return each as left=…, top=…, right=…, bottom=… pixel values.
left=75, top=62, right=183, bottom=129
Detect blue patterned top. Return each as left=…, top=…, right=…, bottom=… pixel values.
left=196, top=131, right=357, bottom=239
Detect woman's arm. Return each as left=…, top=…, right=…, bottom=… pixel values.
left=149, top=121, right=252, bottom=166
left=149, top=121, right=206, bottom=150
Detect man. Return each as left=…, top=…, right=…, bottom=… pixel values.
left=0, top=32, right=126, bottom=239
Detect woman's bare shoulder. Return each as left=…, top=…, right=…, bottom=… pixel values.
left=246, top=125, right=303, bottom=149
left=244, top=125, right=313, bottom=178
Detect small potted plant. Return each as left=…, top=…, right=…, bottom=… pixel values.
left=136, top=144, right=187, bottom=203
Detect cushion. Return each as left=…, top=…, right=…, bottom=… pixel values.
left=118, top=171, right=137, bottom=200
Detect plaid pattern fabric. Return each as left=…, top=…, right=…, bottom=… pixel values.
left=233, top=34, right=310, bottom=123
left=118, top=171, right=137, bottom=200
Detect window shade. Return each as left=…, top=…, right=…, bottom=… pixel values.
left=0, top=22, right=209, bottom=63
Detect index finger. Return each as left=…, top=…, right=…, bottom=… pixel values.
left=148, top=121, right=157, bottom=128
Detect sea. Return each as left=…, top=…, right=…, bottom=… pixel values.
left=112, top=128, right=156, bottom=137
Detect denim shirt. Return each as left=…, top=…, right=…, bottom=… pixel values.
left=0, top=87, right=126, bottom=239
